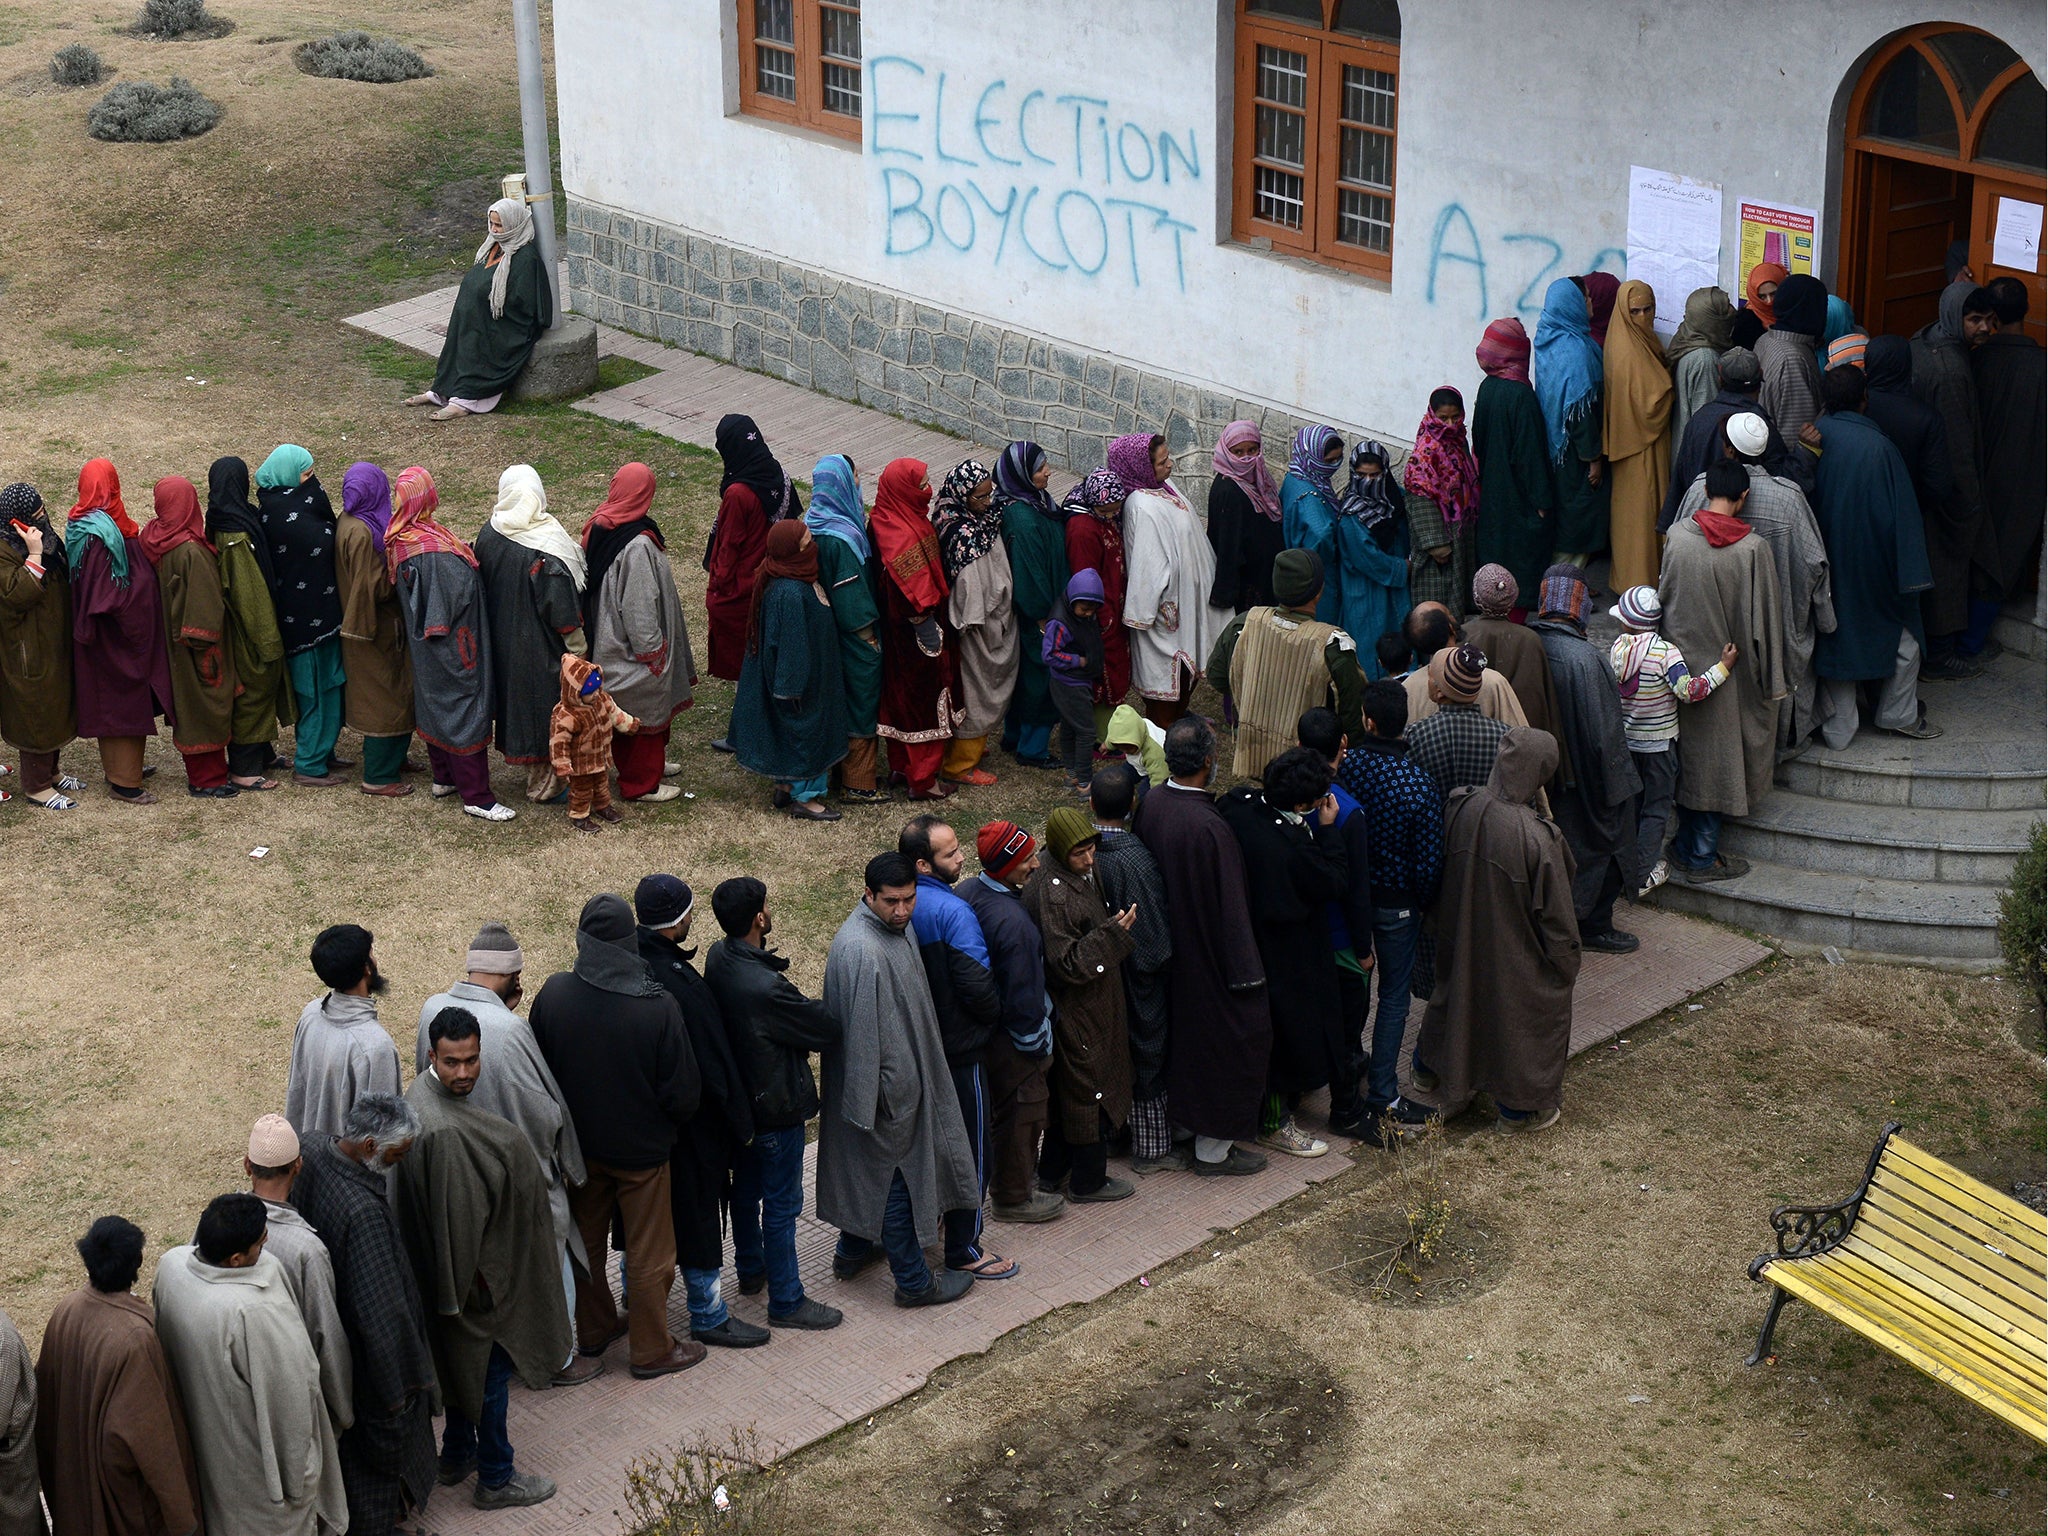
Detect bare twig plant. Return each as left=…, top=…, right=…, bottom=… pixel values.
left=621, top=1425, right=795, bottom=1536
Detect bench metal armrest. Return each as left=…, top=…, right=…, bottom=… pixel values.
left=1749, top=1121, right=1904, bottom=1276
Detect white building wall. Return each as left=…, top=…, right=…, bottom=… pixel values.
left=554, top=0, right=2042, bottom=458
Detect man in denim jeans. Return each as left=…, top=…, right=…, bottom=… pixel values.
left=705, top=876, right=845, bottom=1330
left=1334, top=679, right=1446, bottom=1146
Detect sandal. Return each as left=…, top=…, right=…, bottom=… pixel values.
left=54, top=774, right=84, bottom=792
left=232, top=776, right=281, bottom=791
left=28, top=791, right=77, bottom=810
left=950, top=1253, right=1020, bottom=1280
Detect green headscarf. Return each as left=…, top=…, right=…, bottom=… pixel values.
left=255, top=444, right=314, bottom=490
left=1666, top=286, right=1734, bottom=364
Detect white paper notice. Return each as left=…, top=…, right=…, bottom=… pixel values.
left=1625, top=166, right=1723, bottom=337
left=1993, top=196, right=2043, bottom=274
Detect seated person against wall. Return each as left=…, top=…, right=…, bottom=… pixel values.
left=408, top=197, right=553, bottom=421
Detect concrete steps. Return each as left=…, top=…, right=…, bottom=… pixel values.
left=1651, top=646, right=2043, bottom=967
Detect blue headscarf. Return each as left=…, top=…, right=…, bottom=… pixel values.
left=804, top=454, right=870, bottom=563
left=1285, top=424, right=1345, bottom=512
left=1532, top=278, right=1603, bottom=466
left=1818, top=294, right=1859, bottom=354
left=255, top=443, right=314, bottom=490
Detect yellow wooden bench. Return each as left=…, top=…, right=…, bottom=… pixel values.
left=1746, top=1121, right=2047, bottom=1443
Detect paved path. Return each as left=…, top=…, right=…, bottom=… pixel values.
left=345, top=282, right=1769, bottom=1534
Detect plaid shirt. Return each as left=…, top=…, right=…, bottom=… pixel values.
left=1335, top=736, right=1444, bottom=906
left=1406, top=704, right=1509, bottom=801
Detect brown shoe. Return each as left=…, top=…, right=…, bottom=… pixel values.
left=576, top=1322, right=628, bottom=1359
left=594, top=805, right=624, bottom=824
left=110, top=788, right=157, bottom=806
left=548, top=1355, right=606, bottom=1388
left=293, top=772, right=346, bottom=788
left=629, top=1340, right=706, bottom=1379
left=571, top=817, right=602, bottom=835
left=360, top=781, right=415, bottom=798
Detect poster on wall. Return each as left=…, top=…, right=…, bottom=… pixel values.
left=1625, top=165, right=1722, bottom=336
left=1736, top=200, right=1819, bottom=293
left=1993, top=196, right=2043, bottom=273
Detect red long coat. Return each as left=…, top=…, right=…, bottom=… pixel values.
left=704, top=483, right=768, bottom=681
left=1064, top=510, right=1130, bottom=705
left=71, top=536, right=174, bottom=738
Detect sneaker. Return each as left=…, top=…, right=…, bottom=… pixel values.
left=768, top=1297, right=844, bottom=1330
left=991, top=1189, right=1067, bottom=1222
left=1069, top=1175, right=1136, bottom=1202
left=1636, top=859, right=1668, bottom=898
left=1129, top=1147, right=1194, bottom=1175
left=894, top=1266, right=973, bottom=1308
left=1921, top=653, right=1982, bottom=682
left=630, top=783, right=682, bottom=803
left=1191, top=1146, right=1269, bottom=1177
left=1409, top=1058, right=1442, bottom=1093
left=1380, top=1099, right=1436, bottom=1140
left=463, top=802, right=517, bottom=822
left=1495, top=1106, right=1563, bottom=1134
left=1677, top=857, right=1749, bottom=885
left=1257, top=1118, right=1329, bottom=1159
left=473, top=1471, right=557, bottom=1510
left=1581, top=928, right=1641, bottom=953
left=832, top=1247, right=883, bottom=1282
left=691, top=1316, right=770, bottom=1349
left=437, top=1457, right=476, bottom=1487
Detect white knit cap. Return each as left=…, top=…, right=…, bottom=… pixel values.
left=1725, top=412, right=1770, bottom=458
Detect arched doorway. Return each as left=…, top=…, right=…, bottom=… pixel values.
left=1841, top=24, right=2045, bottom=342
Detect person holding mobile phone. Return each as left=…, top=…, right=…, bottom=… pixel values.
left=0, top=483, right=81, bottom=807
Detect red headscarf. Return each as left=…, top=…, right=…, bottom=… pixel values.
left=869, top=458, right=947, bottom=611
left=1744, top=261, right=1789, bottom=327
left=581, top=461, right=657, bottom=543
left=1581, top=273, right=1622, bottom=346
left=1475, top=317, right=1531, bottom=384
left=385, top=466, right=477, bottom=580
left=140, top=476, right=213, bottom=565
left=68, top=458, right=139, bottom=538
left=747, top=520, right=821, bottom=653
left=1403, top=387, right=1482, bottom=527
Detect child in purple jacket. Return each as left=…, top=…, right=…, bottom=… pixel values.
left=1042, top=568, right=1106, bottom=795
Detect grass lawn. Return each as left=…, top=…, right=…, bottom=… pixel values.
left=0, top=4, right=2041, bottom=1531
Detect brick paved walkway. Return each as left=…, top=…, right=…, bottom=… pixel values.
left=344, top=283, right=1769, bottom=1534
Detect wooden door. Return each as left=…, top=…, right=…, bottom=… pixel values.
left=1854, top=153, right=1973, bottom=339
left=1970, top=175, right=2048, bottom=346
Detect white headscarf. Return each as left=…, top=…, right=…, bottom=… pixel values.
left=488, top=463, right=586, bottom=590
left=476, top=197, right=535, bottom=319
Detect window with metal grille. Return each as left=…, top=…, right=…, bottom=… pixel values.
left=739, top=0, right=860, bottom=142
left=1234, top=1, right=1400, bottom=279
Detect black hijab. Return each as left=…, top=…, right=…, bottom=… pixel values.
left=1769, top=275, right=1828, bottom=339
left=0, top=483, right=55, bottom=562
left=1864, top=334, right=1914, bottom=394
left=1729, top=309, right=1767, bottom=350
left=206, top=456, right=278, bottom=589
left=715, top=413, right=800, bottom=521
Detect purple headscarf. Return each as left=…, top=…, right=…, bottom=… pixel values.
left=341, top=461, right=393, bottom=553
left=1212, top=420, right=1281, bottom=522
left=1286, top=424, right=1345, bottom=513
left=1106, top=432, right=1165, bottom=493
left=993, top=440, right=1059, bottom=517
left=1060, top=466, right=1129, bottom=518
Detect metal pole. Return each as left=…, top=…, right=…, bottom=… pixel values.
left=512, top=0, right=562, bottom=329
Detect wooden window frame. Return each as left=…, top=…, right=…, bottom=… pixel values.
left=1232, top=3, right=1399, bottom=281
left=737, top=0, right=862, bottom=143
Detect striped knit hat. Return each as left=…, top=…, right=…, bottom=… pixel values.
left=1826, top=333, right=1868, bottom=370
left=1536, top=562, right=1590, bottom=627
left=1472, top=563, right=1518, bottom=617
left=977, top=820, right=1036, bottom=881
left=1609, top=585, right=1661, bottom=633
left=1428, top=644, right=1487, bottom=705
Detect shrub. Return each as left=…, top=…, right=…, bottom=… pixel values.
left=293, top=31, right=432, bottom=83
left=1999, top=820, right=2046, bottom=1006
left=87, top=78, right=222, bottom=142
left=132, top=0, right=231, bottom=39
left=623, top=1428, right=793, bottom=1536
left=50, top=44, right=107, bottom=87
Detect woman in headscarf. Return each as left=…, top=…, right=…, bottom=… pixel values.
left=1280, top=425, right=1345, bottom=626
left=1818, top=295, right=1859, bottom=359
left=870, top=457, right=957, bottom=799
left=804, top=454, right=887, bottom=802
left=1531, top=278, right=1609, bottom=570
left=1665, top=287, right=1734, bottom=466
left=1472, top=317, right=1556, bottom=609
left=388, top=467, right=514, bottom=821
left=334, top=461, right=416, bottom=797
left=1732, top=260, right=1788, bottom=351
left=407, top=197, right=552, bottom=421
left=0, top=483, right=79, bottom=807
left=1403, top=388, right=1483, bottom=616
left=1579, top=272, right=1622, bottom=348
left=1755, top=272, right=1828, bottom=446
left=142, top=476, right=236, bottom=797
left=1207, top=421, right=1283, bottom=613
left=206, top=456, right=290, bottom=790
left=1062, top=466, right=1131, bottom=734
left=255, top=443, right=350, bottom=786
left=995, top=441, right=1069, bottom=770
left=477, top=462, right=584, bottom=802
left=1114, top=431, right=1229, bottom=727
left=66, top=459, right=173, bottom=803
left=1333, top=442, right=1409, bottom=674
left=580, top=461, right=696, bottom=803
left=933, top=457, right=1014, bottom=787
left=1603, top=279, right=1675, bottom=591
left=705, top=414, right=799, bottom=697
left=732, top=520, right=848, bottom=821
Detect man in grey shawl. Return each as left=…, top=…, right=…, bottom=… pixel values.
left=819, top=851, right=982, bottom=1308
left=291, top=1095, right=439, bottom=1536
left=286, top=923, right=402, bottom=1138
left=397, top=1009, right=571, bottom=1510
left=244, top=1114, right=354, bottom=1438
left=0, top=1306, right=41, bottom=1536
left=1670, top=411, right=1833, bottom=750
left=1911, top=279, right=1999, bottom=671
left=1530, top=564, right=1642, bottom=954
left=418, top=920, right=588, bottom=1358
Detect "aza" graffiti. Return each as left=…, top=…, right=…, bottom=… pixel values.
left=1425, top=202, right=1627, bottom=320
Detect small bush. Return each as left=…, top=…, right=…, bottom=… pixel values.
left=131, top=0, right=231, bottom=39
left=623, top=1427, right=792, bottom=1536
left=293, top=31, right=431, bottom=83
left=1999, top=820, right=2046, bottom=1006
left=50, top=44, right=106, bottom=87
left=87, top=77, right=222, bottom=142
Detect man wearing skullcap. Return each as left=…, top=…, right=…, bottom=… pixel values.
left=960, top=821, right=1065, bottom=1223
left=1406, top=645, right=1512, bottom=801
left=1461, top=565, right=1559, bottom=747
left=244, top=1114, right=354, bottom=1435
left=1023, top=808, right=1140, bottom=1199
left=1660, top=347, right=1808, bottom=532
left=418, top=921, right=589, bottom=1364
left=1398, top=600, right=1529, bottom=729
left=1531, top=564, right=1643, bottom=953
left=1205, top=547, right=1366, bottom=780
